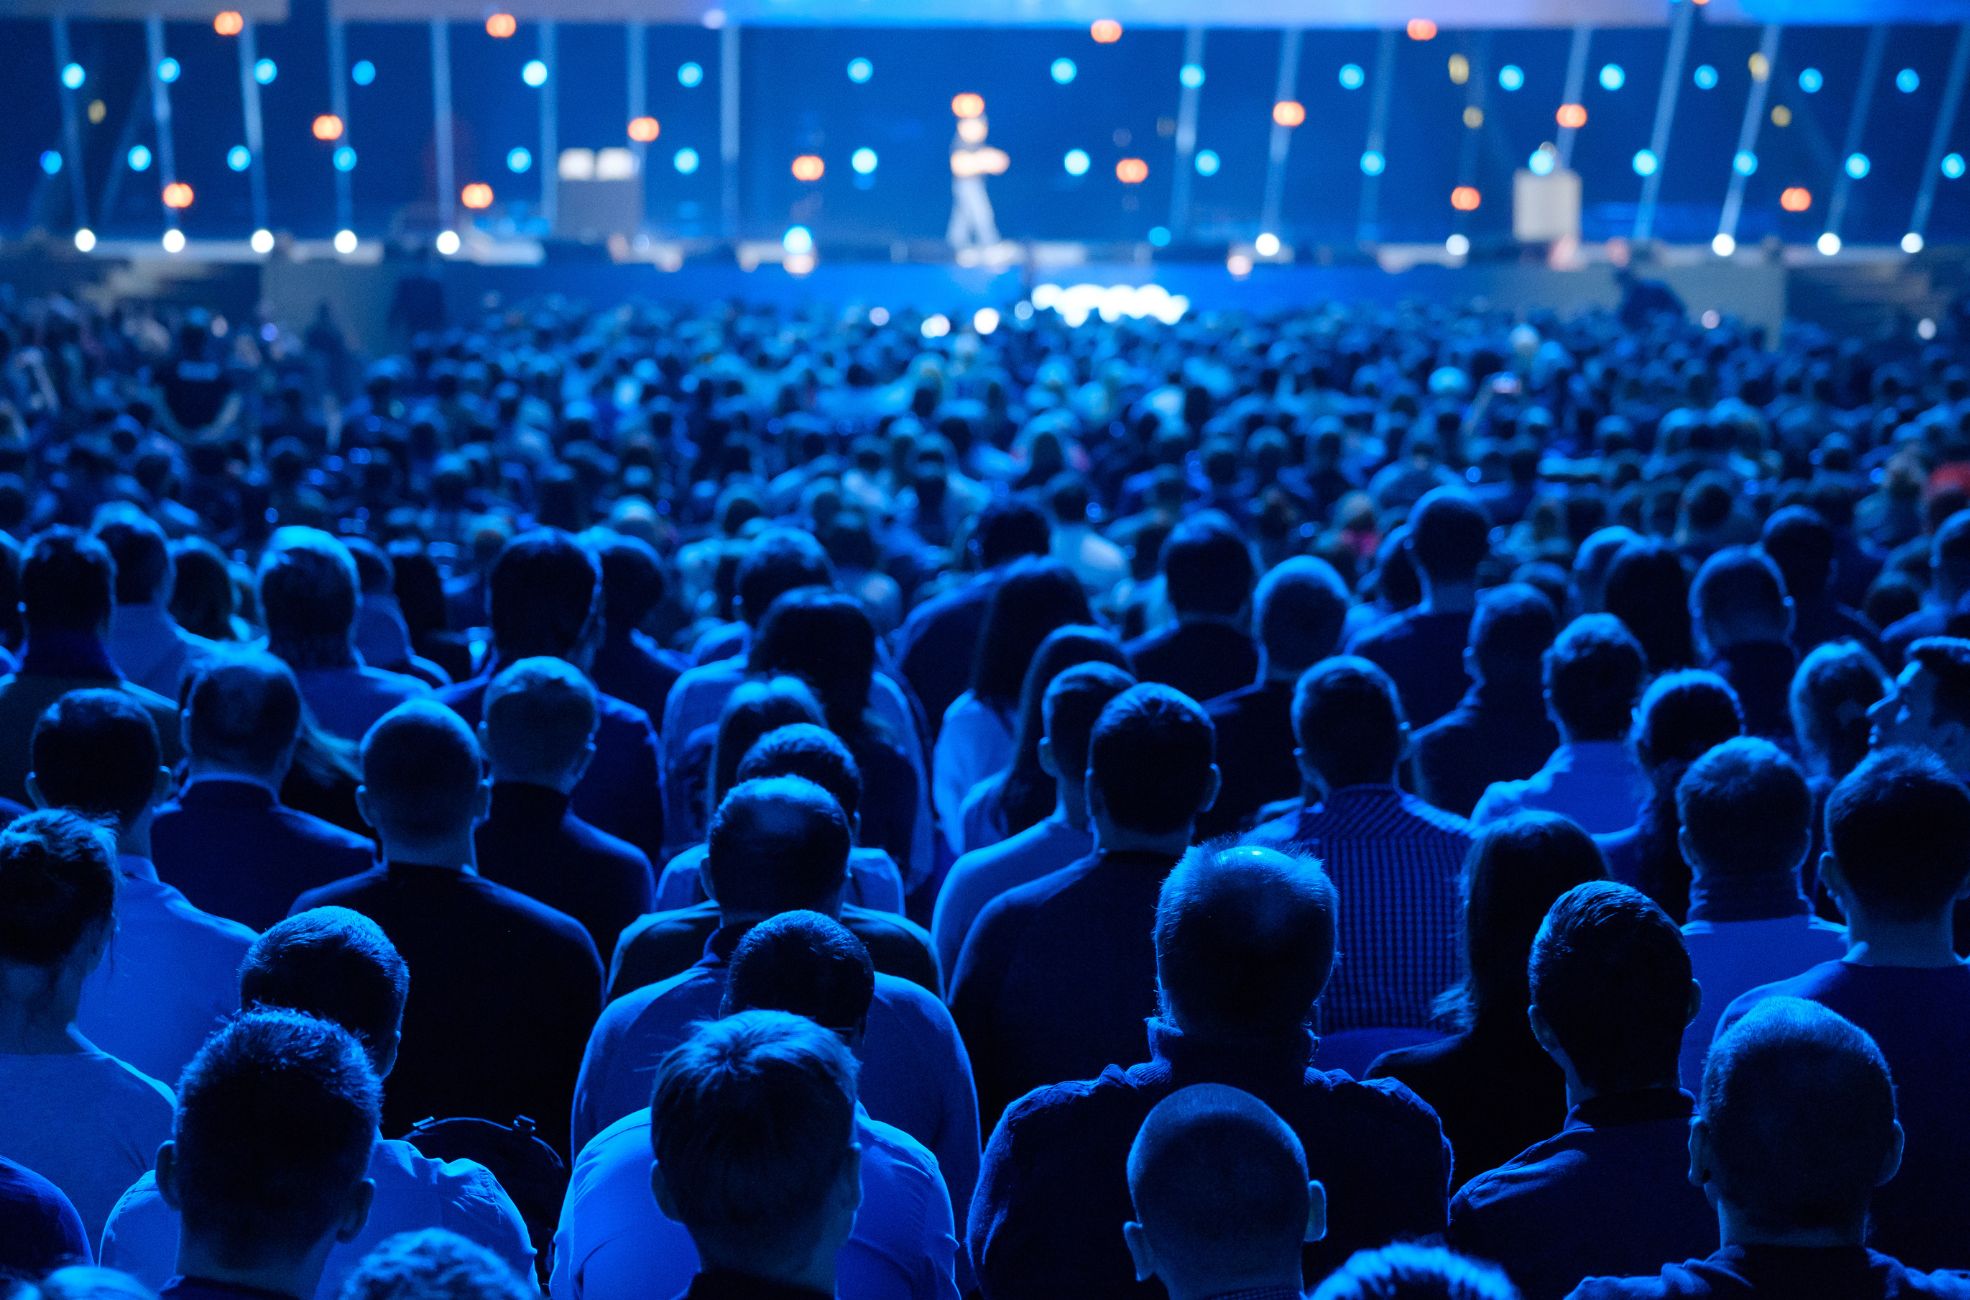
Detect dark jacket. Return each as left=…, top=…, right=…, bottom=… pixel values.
left=474, top=782, right=656, bottom=962
left=152, top=777, right=376, bottom=929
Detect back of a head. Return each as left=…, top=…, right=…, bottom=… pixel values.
left=1407, top=489, right=1491, bottom=586
left=1529, top=881, right=1692, bottom=1094
left=258, top=528, right=360, bottom=654
left=488, top=529, right=600, bottom=660
left=240, top=908, right=409, bottom=1068
left=1160, top=512, right=1256, bottom=618
left=22, top=529, right=114, bottom=634
left=974, top=497, right=1051, bottom=568
left=1310, top=1245, right=1520, bottom=1300
left=1677, top=737, right=1811, bottom=882
left=1470, top=584, right=1559, bottom=686
left=336, top=1228, right=535, bottom=1300
left=1906, top=636, right=1970, bottom=734
left=0, top=810, right=116, bottom=970
left=170, top=1009, right=380, bottom=1268
left=648, top=1010, right=859, bottom=1264
left=91, top=508, right=172, bottom=606
left=1156, top=845, right=1338, bottom=1035
left=1127, top=1084, right=1309, bottom=1292
left=1572, top=525, right=1643, bottom=613
left=1826, top=747, right=1970, bottom=924
left=710, top=678, right=826, bottom=809
left=1293, top=657, right=1404, bottom=788
left=736, top=724, right=863, bottom=822
left=720, top=910, right=875, bottom=1037
left=1089, top=684, right=1217, bottom=837
left=482, top=656, right=598, bottom=784
left=31, top=689, right=161, bottom=827
left=1633, top=670, right=1744, bottom=773
left=1255, top=557, right=1351, bottom=677
left=747, top=589, right=877, bottom=732
left=1692, top=546, right=1791, bottom=649
left=1933, top=509, right=1970, bottom=593
left=973, top=558, right=1094, bottom=707
left=705, top=776, right=853, bottom=916
left=187, top=653, right=305, bottom=778
left=1043, top=662, right=1137, bottom=788
left=1544, top=614, right=1648, bottom=742
left=358, top=702, right=483, bottom=846
left=735, top=528, right=836, bottom=628
left=593, top=533, right=667, bottom=636
left=1457, top=813, right=1609, bottom=1030
left=1700, top=997, right=1897, bottom=1236
left=1602, top=540, right=1693, bottom=671
left=1760, top=505, right=1836, bottom=603
left=1790, top=642, right=1889, bottom=780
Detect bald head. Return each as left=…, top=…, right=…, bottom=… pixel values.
left=704, top=777, right=852, bottom=920
left=482, top=656, right=599, bottom=789
left=185, top=652, right=304, bottom=782
left=1156, top=845, right=1338, bottom=1036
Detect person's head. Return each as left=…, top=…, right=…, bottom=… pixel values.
left=1693, top=997, right=1901, bottom=1241
left=1088, top=685, right=1219, bottom=848
left=28, top=689, right=168, bottom=834
left=971, top=557, right=1093, bottom=708
left=737, top=724, right=864, bottom=832
left=1792, top=642, right=1890, bottom=782
left=1870, top=636, right=1970, bottom=775
left=355, top=703, right=488, bottom=861
left=1155, top=844, right=1337, bottom=1037
left=1292, top=657, right=1406, bottom=792
left=592, top=533, right=667, bottom=641
left=1759, top=505, right=1836, bottom=605
left=1677, top=738, right=1812, bottom=891
left=487, top=530, right=602, bottom=665
left=1447, top=813, right=1608, bottom=1033
left=258, top=528, right=361, bottom=667
left=1603, top=539, right=1695, bottom=671
left=1041, top=661, right=1136, bottom=799
left=0, top=810, right=117, bottom=1002
left=18, top=1266, right=164, bottom=1300
left=91, top=506, right=174, bottom=607
left=1159, top=512, right=1256, bottom=621
left=1631, top=669, right=1745, bottom=777
left=1822, top=747, right=1970, bottom=926
left=972, top=496, right=1051, bottom=569
left=734, top=528, right=836, bottom=628
left=239, top=908, right=409, bottom=1079
left=720, top=910, right=876, bottom=1046
left=156, top=1010, right=378, bottom=1285
left=747, top=589, right=878, bottom=737
left=998, top=625, right=1132, bottom=827
left=708, top=677, right=826, bottom=816
left=1691, top=546, right=1793, bottom=657
left=1309, top=1245, right=1519, bottom=1300
left=479, top=657, right=597, bottom=792
left=704, top=776, right=853, bottom=921
left=21, top=528, right=114, bottom=637
left=1931, top=509, right=1970, bottom=603
left=1544, top=614, right=1648, bottom=743
left=1529, top=881, right=1699, bottom=1097
left=336, top=1229, right=535, bottom=1300
left=1571, top=525, right=1643, bottom=616
left=647, top=1011, right=861, bottom=1287
left=1405, top=489, right=1490, bottom=591
left=1124, top=1085, right=1324, bottom=1300
left=1253, top=557, right=1350, bottom=682
left=1467, top=583, right=1559, bottom=689
left=184, top=653, right=306, bottom=785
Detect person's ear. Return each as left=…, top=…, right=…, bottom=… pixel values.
left=570, top=740, right=597, bottom=786
left=152, top=765, right=174, bottom=808
left=377, top=1027, right=402, bottom=1080
left=1678, top=826, right=1698, bottom=874
left=1305, top=1180, right=1328, bottom=1243
left=1200, top=763, right=1222, bottom=815
left=1685, top=979, right=1703, bottom=1029
left=180, top=708, right=196, bottom=759
left=651, top=1161, right=682, bottom=1222
left=1528, top=1003, right=1562, bottom=1060
left=23, top=773, right=45, bottom=811
left=697, top=858, right=719, bottom=905
left=1819, top=852, right=1849, bottom=914
left=1880, top=1120, right=1906, bottom=1189
left=471, top=777, right=492, bottom=826
left=1122, top=1221, right=1158, bottom=1284
left=836, top=1142, right=863, bottom=1216
left=354, top=784, right=377, bottom=832
left=334, top=1177, right=375, bottom=1245
left=1688, top=1116, right=1716, bottom=1193
left=1294, top=747, right=1318, bottom=790
left=1038, top=736, right=1060, bottom=781
left=1395, top=721, right=1412, bottom=766
left=155, top=1140, right=181, bottom=1211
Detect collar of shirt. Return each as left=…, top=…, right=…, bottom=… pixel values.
left=162, top=1278, right=303, bottom=1300
left=19, top=630, right=121, bottom=681
left=684, top=1268, right=833, bottom=1299
left=118, top=853, right=159, bottom=883
left=1148, top=1019, right=1316, bottom=1089
left=1294, top=783, right=1404, bottom=831
left=1565, top=1086, right=1694, bottom=1132
left=1203, top=1287, right=1306, bottom=1300
left=489, top=781, right=572, bottom=825
left=182, top=774, right=283, bottom=806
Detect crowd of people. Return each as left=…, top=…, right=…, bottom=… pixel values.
left=0, top=275, right=1966, bottom=1298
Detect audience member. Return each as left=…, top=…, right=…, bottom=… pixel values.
left=1602, top=540, right=1696, bottom=673
left=28, top=690, right=255, bottom=1085
left=1880, top=510, right=1970, bottom=664
left=970, top=844, right=1451, bottom=1296
left=1447, top=882, right=1712, bottom=1299
left=1370, top=813, right=1608, bottom=1188
left=1249, top=658, right=1472, bottom=1031
left=1690, top=547, right=1798, bottom=746
left=150, top=653, right=376, bottom=929
left=1759, top=506, right=1880, bottom=661
left=1349, top=489, right=1491, bottom=729
left=1412, top=585, right=1562, bottom=819
left=336, top=1230, right=535, bottom=1300
left=291, top=701, right=603, bottom=1155
left=1126, top=512, right=1259, bottom=706
left=587, top=533, right=687, bottom=728
left=92, top=507, right=215, bottom=700
left=1313, top=1245, right=1520, bottom=1300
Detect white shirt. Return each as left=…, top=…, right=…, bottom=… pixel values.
left=0, top=1047, right=173, bottom=1243
left=933, top=693, right=1013, bottom=857
left=1471, top=740, right=1649, bottom=836
left=103, top=1134, right=535, bottom=1297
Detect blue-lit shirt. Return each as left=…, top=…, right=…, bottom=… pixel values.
left=1472, top=740, right=1649, bottom=837
left=931, top=815, right=1092, bottom=981
left=1246, top=786, right=1471, bottom=1032
left=551, top=1105, right=956, bottom=1300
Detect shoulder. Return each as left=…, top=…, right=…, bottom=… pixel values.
left=273, top=804, right=375, bottom=851
left=1719, top=961, right=1844, bottom=1031
left=595, top=691, right=658, bottom=736
left=1396, top=792, right=1475, bottom=838
left=1318, top=1069, right=1449, bottom=1136
left=1242, top=811, right=1303, bottom=849
left=152, top=880, right=259, bottom=947
left=1346, top=609, right=1411, bottom=651
left=292, top=866, right=387, bottom=912
left=1472, top=778, right=1533, bottom=823
left=464, top=876, right=600, bottom=961
left=96, top=1053, right=177, bottom=1113
left=1566, top=1276, right=1678, bottom=1300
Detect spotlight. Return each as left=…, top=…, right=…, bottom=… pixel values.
left=847, top=57, right=872, bottom=83
left=1632, top=149, right=1658, bottom=177
left=60, top=63, right=84, bottom=90
left=627, top=116, right=660, bottom=143
left=1448, top=54, right=1469, bottom=85
left=1946, top=153, right=1967, bottom=180
left=1115, top=158, right=1148, bottom=184
left=507, top=147, right=533, bottom=173
left=1556, top=103, right=1587, bottom=129
left=1360, top=150, right=1386, bottom=176
left=1528, top=147, right=1555, bottom=176
left=1904, top=232, right=1926, bottom=254
left=1446, top=233, right=1471, bottom=257
left=1780, top=186, right=1812, bottom=213
left=1771, top=104, right=1792, bottom=127
left=1194, top=149, right=1220, bottom=176
left=460, top=182, right=494, bottom=210
left=1090, top=19, right=1122, bottom=43
left=1451, top=185, right=1481, bottom=211
left=1407, top=18, right=1438, bottom=41
left=127, top=145, right=153, bottom=172
left=1273, top=101, right=1306, bottom=127
left=249, top=228, right=274, bottom=254
left=485, top=13, right=517, bottom=38
left=163, top=181, right=195, bottom=208
left=1599, top=63, right=1625, bottom=92
left=162, top=228, right=187, bottom=253
left=213, top=11, right=243, bottom=37
left=333, top=229, right=358, bottom=255
left=351, top=60, right=376, bottom=86
left=436, top=229, right=461, bottom=256
left=1817, top=231, right=1842, bottom=256
left=1498, top=65, right=1524, bottom=92
left=1712, top=232, right=1737, bottom=257
left=522, top=60, right=547, bottom=87
left=73, top=228, right=96, bottom=253
left=1733, top=151, right=1758, bottom=176
left=1227, top=253, right=1253, bottom=276
left=952, top=93, right=985, bottom=118
left=1180, top=63, right=1204, bottom=89
left=1339, top=63, right=1365, bottom=90
left=1148, top=226, right=1172, bottom=247
left=227, top=146, right=251, bottom=172
left=1898, top=68, right=1921, bottom=94
left=674, top=147, right=700, bottom=174
left=1063, top=149, right=1090, bottom=176
left=782, top=225, right=814, bottom=255
left=1845, top=153, right=1871, bottom=180
left=1798, top=67, right=1823, bottom=94
left=1693, top=64, right=1718, bottom=90
left=851, top=147, right=878, bottom=175
left=312, top=115, right=345, bottom=142
left=253, top=58, right=276, bottom=85
left=791, top=155, right=825, bottom=181
left=678, top=62, right=704, bottom=87
left=157, top=57, right=181, bottom=84
left=973, top=307, right=1001, bottom=335
left=1254, top=232, right=1280, bottom=257
left=1052, top=58, right=1077, bottom=84
left=334, top=146, right=357, bottom=172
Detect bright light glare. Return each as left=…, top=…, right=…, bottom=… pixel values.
left=1712, top=232, right=1737, bottom=257
left=162, top=228, right=186, bottom=254
left=973, top=307, right=1001, bottom=334
left=1254, top=232, right=1281, bottom=257
left=333, top=229, right=358, bottom=255
left=435, top=229, right=461, bottom=256
left=73, top=228, right=96, bottom=253
left=249, top=228, right=274, bottom=254
left=1445, top=233, right=1471, bottom=257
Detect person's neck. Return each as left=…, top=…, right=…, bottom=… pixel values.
left=1054, top=784, right=1090, bottom=833
left=1093, top=823, right=1194, bottom=858
left=173, top=1236, right=331, bottom=1300
left=490, top=770, right=580, bottom=797
left=380, top=833, right=477, bottom=872
left=0, top=984, right=87, bottom=1055
left=1560, top=1063, right=1680, bottom=1111
left=1256, top=652, right=1302, bottom=687
left=1842, top=910, right=1962, bottom=969
left=1173, top=610, right=1245, bottom=631
left=1417, top=579, right=1478, bottom=615
left=1165, top=1261, right=1305, bottom=1300
left=117, top=819, right=153, bottom=864
left=699, top=1244, right=835, bottom=1295
left=1717, top=1202, right=1869, bottom=1252
left=186, top=762, right=284, bottom=795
